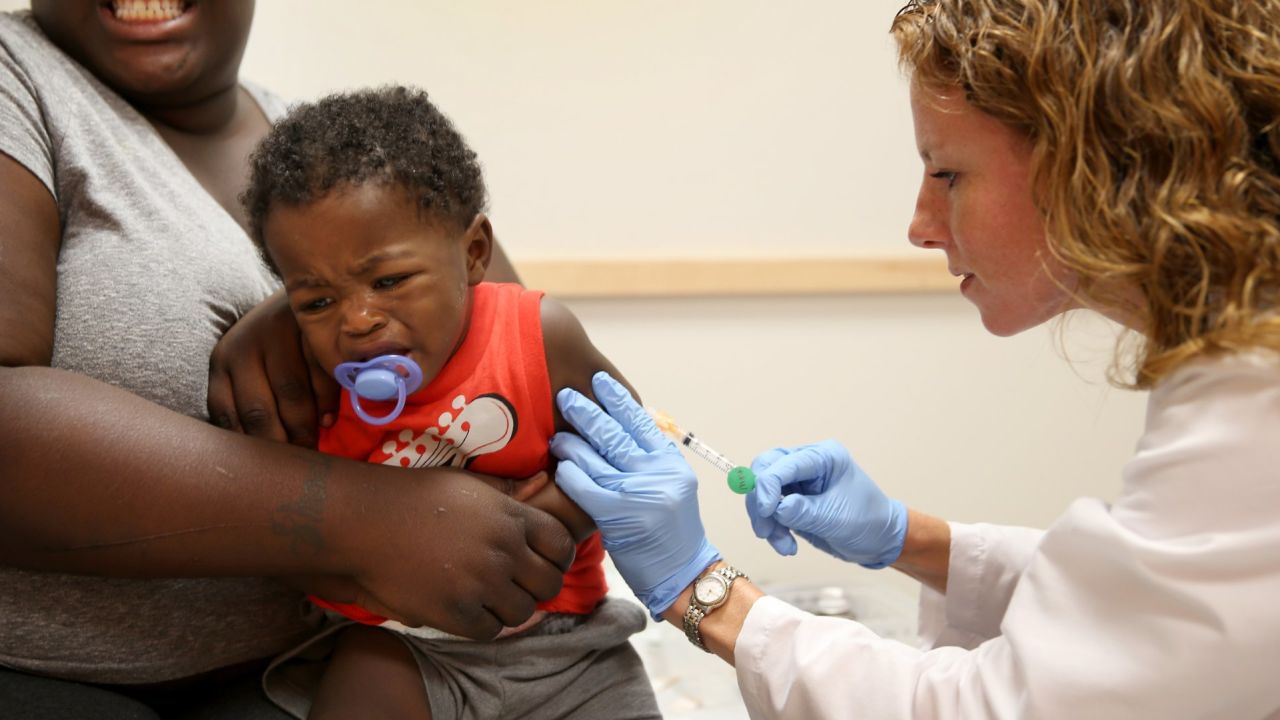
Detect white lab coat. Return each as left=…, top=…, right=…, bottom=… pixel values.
left=733, top=352, right=1280, bottom=719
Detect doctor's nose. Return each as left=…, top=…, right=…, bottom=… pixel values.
left=908, top=184, right=950, bottom=251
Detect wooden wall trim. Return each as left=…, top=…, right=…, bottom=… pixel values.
left=516, top=257, right=954, bottom=298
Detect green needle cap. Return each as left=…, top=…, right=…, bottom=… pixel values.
left=727, top=466, right=756, bottom=494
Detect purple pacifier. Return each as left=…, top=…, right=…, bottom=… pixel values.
left=333, top=354, right=424, bottom=426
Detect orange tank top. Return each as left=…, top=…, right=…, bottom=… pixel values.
left=311, top=282, right=606, bottom=625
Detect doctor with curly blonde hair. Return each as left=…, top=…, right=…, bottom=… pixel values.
left=551, top=1, right=1280, bottom=717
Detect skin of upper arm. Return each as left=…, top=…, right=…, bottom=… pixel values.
left=0, top=151, right=61, bottom=367
left=541, top=295, right=639, bottom=429
left=532, top=295, right=638, bottom=541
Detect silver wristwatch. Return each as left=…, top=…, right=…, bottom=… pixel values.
left=682, top=565, right=748, bottom=652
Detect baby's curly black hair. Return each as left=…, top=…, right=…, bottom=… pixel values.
left=241, top=85, right=487, bottom=247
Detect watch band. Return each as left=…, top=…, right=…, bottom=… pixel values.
left=682, top=565, right=748, bottom=652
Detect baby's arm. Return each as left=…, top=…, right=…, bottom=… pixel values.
left=528, top=296, right=641, bottom=542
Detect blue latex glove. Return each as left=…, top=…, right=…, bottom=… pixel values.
left=550, top=372, right=721, bottom=619
left=746, top=440, right=907, bottom=569
left=745, top=447, right=800, bottom=555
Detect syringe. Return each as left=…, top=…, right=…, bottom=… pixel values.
left=648, top=408, right=756, bottom=494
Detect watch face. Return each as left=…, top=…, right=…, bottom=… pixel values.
left=694, top=575, right=727, bottom=606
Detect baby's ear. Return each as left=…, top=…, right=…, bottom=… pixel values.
left=462, top=213, right=493, bottom=284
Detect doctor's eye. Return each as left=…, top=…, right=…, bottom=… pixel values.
left=930, top=170, right=958, bottom=188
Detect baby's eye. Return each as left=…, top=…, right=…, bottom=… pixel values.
left=299, top=297, right=333, bottom=313
left=373, top=274, right=409, bottom=290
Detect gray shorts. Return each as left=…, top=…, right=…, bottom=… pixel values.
left=263, top=598, right=660, bottom=720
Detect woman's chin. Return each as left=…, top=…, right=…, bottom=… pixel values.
left=977, top=306, right=1051, bottom=338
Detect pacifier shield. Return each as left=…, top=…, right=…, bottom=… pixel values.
left=353, top=368, right=400, bottom=401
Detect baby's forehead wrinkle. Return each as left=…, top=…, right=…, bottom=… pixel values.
left=349, top=247, right=415, bottom=276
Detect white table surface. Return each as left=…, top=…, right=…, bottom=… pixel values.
left=603, top=560, right=921, bottom=719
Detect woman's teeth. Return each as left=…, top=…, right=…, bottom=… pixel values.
left=112, top=0, right=187, bottom=23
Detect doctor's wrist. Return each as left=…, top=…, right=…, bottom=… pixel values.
left=661, top=559, right=765, bottom=665
left=890, top=508, right=951, bottom=594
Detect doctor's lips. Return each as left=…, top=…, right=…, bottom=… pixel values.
left=105, top=0, right=193, bottom=23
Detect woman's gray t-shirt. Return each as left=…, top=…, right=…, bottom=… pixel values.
left=0, top=11, right=320, bottom=683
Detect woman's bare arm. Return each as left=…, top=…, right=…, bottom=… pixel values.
left=0, top=153, right=59, bottom=367
left=0, top=365, right=574, bottom=637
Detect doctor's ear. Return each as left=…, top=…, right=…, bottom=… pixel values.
left=461, top=213, right=494, bottom=285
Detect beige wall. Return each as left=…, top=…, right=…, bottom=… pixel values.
left=6, top=1, right=1150, bottom=600
left=242, top=0, right=922, bottom=260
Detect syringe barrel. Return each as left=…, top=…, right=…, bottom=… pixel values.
left=681, top=433, right=735, bottom=474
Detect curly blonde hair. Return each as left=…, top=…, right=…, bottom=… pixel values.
left=892, top=0, right=1280, bottom=388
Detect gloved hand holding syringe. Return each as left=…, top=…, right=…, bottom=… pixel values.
left=646, top=408, right=756, bottom=494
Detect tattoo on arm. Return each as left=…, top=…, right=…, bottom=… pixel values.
left=271, top=455, right=331, bottom=556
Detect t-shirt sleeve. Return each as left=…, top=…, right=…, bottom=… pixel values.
left=0, top=34, right=55, bottom=198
